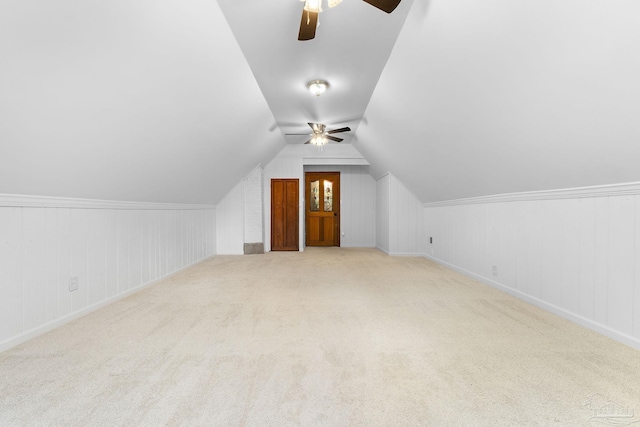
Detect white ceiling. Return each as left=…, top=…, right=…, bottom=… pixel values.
left=0, top=0, right=285, bottom=204
left=1, top=0, right=639, bottom=204
left=217, top=0, right=413, bottom=145
left=357, top=0, right=640, bottom=202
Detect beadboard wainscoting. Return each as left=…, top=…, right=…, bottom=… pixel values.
left=423, top=182, right=640, bottom=349
left=0, top=195, right=216, bottom=352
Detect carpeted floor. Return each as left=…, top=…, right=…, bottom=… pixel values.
left=0, top=248, right=638, bottom=426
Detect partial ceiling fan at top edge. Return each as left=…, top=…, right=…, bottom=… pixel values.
left=298, top=0, right=402, bottom=41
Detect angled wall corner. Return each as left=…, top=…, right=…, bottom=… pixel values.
left=375, top=173, right=425, bottom=256
left=215, top=181, right=244, bottom=255
left=375, top=173, right=390, bottom=253
left=216, top=165, right=265, bottom=255
left=243, top=166, right=264, bottom=254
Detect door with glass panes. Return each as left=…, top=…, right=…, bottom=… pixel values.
left=305, top=172, right=340, bottom=246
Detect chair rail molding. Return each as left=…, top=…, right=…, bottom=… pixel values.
left=423, top=181, right=640, bottom=208
left=0, top=194, right=216, bottom=210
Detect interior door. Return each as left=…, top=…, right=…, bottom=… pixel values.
left=305, top=172, right=340, bottom=247
left=271, top=179, right=299, bottom=251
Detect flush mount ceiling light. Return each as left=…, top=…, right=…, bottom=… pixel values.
left=307, top=79, right=329, bottom=96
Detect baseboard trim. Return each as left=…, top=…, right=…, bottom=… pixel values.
left=389, top=252, right=425, bottom=257
left=422, top=253, right=640, bottom=351
left=0, top=255, right=215, bottom=354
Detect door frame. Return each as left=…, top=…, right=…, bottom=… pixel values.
left=304, top=171, right=340, bottom=247
left=270, top=178, right=299, bottom=251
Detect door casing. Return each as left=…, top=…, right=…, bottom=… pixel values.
left=271, top=178, right=299, bottom=251
left=305, top=172, right=340, bottom=247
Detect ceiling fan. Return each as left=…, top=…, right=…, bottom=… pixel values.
left=286, top=122, right=351, bottom=145
left=298, top=0, right=402, bottom=41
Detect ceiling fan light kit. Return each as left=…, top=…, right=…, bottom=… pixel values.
left=311, top=135, right=329, bottom=146
left=300, top=0, right=342, bottom=13
left=307, top=79, right=329, bottom=96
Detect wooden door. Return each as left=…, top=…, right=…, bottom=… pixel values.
left=271, top=179, right=299, bottom=251
left=305, top=172, right=340, bottom=247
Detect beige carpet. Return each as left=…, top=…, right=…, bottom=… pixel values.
left=1, top=248, right=639, bottom=426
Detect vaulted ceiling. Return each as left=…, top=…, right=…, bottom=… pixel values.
left=1, top=0, right=639, bottom=204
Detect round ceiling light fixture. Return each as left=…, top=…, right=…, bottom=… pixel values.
left=307, top=79, right=329, bottom=96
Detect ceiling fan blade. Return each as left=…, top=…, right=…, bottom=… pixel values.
left=326, top=135, right=344, bottom=143
left=327, top=127, right=351, bottom=134
left=285, top=133, right=311, bottom=135
left=362, top=0, right=401, bottom=13
left=298, top=9, right=318, bottom=41
left=304, top=139, right=312, bottom=144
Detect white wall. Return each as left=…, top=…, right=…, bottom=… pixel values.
left=305, top=165, right=376, bottom=247
left=423, top=182, right=640, bottom=350
left=0, top=195, right=216, bottom=352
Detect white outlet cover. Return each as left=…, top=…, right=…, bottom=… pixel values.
left=69, top=276, right=79, bottom=292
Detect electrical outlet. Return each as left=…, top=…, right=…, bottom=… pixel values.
left=492, top=266, right=498, bottom=276
left=69, top=276, right=79, bottom=292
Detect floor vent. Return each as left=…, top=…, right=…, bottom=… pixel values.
left=244, top=243, right=264, bottom=255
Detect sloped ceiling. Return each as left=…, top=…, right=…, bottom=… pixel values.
left=0, top=0, right=285, bottom=204
left=217, top=0, right=413, bottom=146
left=357, top=0, right=640, bottom=202
left=2, top=0, right=639, bottom=205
